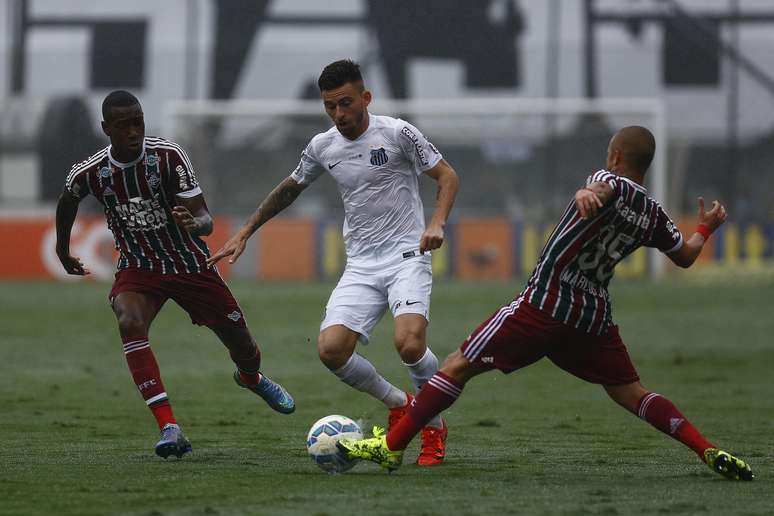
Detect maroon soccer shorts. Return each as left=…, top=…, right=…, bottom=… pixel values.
left=460, top=297, right=639, bottom=385
left=109, top=268, right=247, bottom=329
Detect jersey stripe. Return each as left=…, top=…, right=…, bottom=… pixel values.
left=521, top=170, right=682, bottom=335
left=65, top=138, right=212, bottom=274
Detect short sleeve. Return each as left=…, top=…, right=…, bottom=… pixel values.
left=396, top=121, right=443, bottom=174
left=587, top=169, right=619, bottom=191
left=167, top=144, right=202, bottom=198
left=290, top=141, right=326, bottom=185
left=65, top=165, right=89, bottom=200
left=647, top=204, right=684, bottom=254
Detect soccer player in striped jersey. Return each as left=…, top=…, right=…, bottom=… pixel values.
left=55, top=90, right=295, bottom=459
left=339, top=126, right=754, bottom=481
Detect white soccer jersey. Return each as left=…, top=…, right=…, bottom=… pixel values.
left=291, top=114, right=443, bottom=264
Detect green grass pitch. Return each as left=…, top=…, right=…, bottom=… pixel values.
left=1, top=278, right=772, bottom=515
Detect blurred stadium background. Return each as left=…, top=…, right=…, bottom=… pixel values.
left=1, top=0, right=773, bottom=282
left=2, top=2, right=773, bottom=514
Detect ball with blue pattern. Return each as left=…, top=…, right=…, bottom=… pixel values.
left=306, top=415, right=363, bottom=473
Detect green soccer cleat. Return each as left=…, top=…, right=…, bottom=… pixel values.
left=703, top=448, right=754, bottom=481
left=336, top=426, right=404, bottom=472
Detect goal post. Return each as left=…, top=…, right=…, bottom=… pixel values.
left=161, top=97, right=668, bottom=277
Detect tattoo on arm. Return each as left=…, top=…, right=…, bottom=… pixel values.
left=245, top=177, right=305, bottom=235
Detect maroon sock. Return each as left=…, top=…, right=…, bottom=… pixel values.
left=122, top=336, right=175, bottom=429
left=386, top=371, right=463, bottom=451
left=636, top=392, right=715, bottom=459
left=231, top=345, right=262, bottom=385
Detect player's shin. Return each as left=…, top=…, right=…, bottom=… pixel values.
left=122, top=336, right=176, bottom=429
left=404, top=347, right=443, bottom=428
left=636, top=392, right=714, bottom=458
left=333, top=353, right=407, bottom=408
left=387, top=371, right=462, bottom=451
left=230, top=345, right=262, bottom=385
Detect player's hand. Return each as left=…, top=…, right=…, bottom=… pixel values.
left=171, top=206, right=199, bottom=233
left=57, top=253, right=90, bottom=276
left=420, top=224, right=444, bottom=254
left=697, top=197, right=728, bottom=232
left=207, top=231, right=248, bottom=266
left=575, top=187, right=603, bottom=220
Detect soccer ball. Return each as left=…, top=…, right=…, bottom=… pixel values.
left=306, top=415, right=363, bottom=473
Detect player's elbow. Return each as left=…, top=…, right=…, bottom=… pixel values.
left=440, top=165, right=459, bottom=191
left=669, top=252, right=696, bottom=269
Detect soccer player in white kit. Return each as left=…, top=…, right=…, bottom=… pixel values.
left=208, top=59, right=460, bottom=465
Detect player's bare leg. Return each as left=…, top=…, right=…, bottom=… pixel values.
left=112, top=292, right=191, bottom=458
left=320, top=324, right=408, bottom=410
left=605, top=381, right=753, bottom=480
left=394, top=314, right=447, bottom=465
left=212, top=325, right=294, bottom=414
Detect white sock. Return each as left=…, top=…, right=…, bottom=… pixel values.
left=333, top=353, right=407, bottom=409
left=404, top=348, right=443, bottom=428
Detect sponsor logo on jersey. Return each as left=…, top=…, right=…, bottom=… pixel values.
left=481, top=356, right=494, bottom=363
left=113, top=197, right=169, bottom=231
left=328, top=160, right=342, bottom=170
left=614, top=197, right=650, bottom=230
left=665, top=219, right=679, bottom=240
left=400, top=126, right=429, bottom=166
left=227, top=310, right=242, bottom=322
left=370, top=147, right=388, bottom=166
left=405, top=300, right=420, bottom=306
left=99, top=166, right=112, bottom=179
left=176, top=165, right=188, bottom=190
left=429, top=142, right=440, bottom=154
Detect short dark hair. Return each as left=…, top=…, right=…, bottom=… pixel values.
left=613, top=126, right=656, bottom=173
left=102, top=90, right=140, bottom=122
left=317, top=59, right=363, bottom=92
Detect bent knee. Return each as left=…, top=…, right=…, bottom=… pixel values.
left=604, top=382, right=648, bottom=413
left=440, top=350, right=473, bottom=378
left=317, top=335, right=352, bottom=370
left=394, top=330, right=426, bottom=361
left=116, top=313, right=149, bottom=338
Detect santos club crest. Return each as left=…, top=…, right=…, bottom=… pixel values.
left=370, top=147, right=388, bottom=166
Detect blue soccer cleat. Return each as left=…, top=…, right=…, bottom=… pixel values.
left=233, top=371, right=295, bottom=414
left=155, top=423, right=192, bottom=459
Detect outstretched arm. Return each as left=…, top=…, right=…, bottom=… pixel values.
left=55, top=189, right=90, bottom=275
left=667, top=197, right=727, bottom=268
left=207, top=176, right=308, bottom=266
left=420, top=159, right=459, bottom=253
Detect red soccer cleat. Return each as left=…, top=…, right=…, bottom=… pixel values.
left=388, top=392, right=414, bottom=431
left=417, top=419, right=447, bottom=466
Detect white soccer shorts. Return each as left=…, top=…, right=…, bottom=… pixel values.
left=320, top=253, right=432, bottom=343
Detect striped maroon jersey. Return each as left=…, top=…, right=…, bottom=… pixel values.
left=65, top=137, right=211, bottom=274
left=522, top=170, right=683, bottom=335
